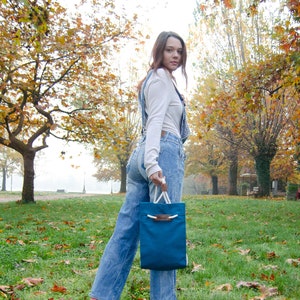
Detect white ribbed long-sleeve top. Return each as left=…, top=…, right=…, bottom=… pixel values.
left=143, top=68, right=183, bottom=178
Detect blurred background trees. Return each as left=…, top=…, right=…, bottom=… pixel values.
left=0, top=0, right=298, bottom=200
left=186, top=0, right=299, bottom=196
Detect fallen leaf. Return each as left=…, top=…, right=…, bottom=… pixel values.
left=237, top=281, right=278, bottom=299
left=261, top=265, right=278, bottom=270
left=205, top=281, right=213, bottom=287
left=266, top=251, right=279, bottom=259
left=22, top=259, right=37, bottom=263
left=54, top=243, right=70, bottom=250
left=61, top=260, right=71, bottom=265
left=51, top=284, right=67, bottom=294
left=237, top=281, right=261, bottom=289
left=22, top=277, right=44, bottom=287
left=233, top=239, right=243, bottom=244
left=286, top=258, right=300, bottom=266
left=0, top=285, right=11, bottom=293
left=191, top=262, right=205, bottom=272
left=89, top=241, right=96, bottom=250
left=5, top=236, right=17, bottom=244
left=63, top=220, right=75, bottom=226
left=14, top=284, right=26, bottom=291
left=212, top=243, right=224, bottom=248
left=186, top=240, right=196, bottom=249
left=260, top=273, right=275, bottom=281
left=238, top=248, right=251, bottom=255
left=33, top=291, right=47, bottom=296
left=215, top=283, right=233, bottom=291
left=259, top=285, right=278, bottom=297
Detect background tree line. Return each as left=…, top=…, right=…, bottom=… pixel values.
left=0, top=0, right=299, bottom=202
left=185, top=0, right=299, bottom=197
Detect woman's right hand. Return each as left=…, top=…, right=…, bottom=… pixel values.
left=149, top=171, right=168, bottom=191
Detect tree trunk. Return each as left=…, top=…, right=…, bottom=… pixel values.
left=254, top=155, right=271, bottom=197
left=22, top=150, right=36, bottom=203
left=119, top=162, right=127, bottom=193
left=228, top=148, right=238, bottom=195
left=212, top=175, right=218, bottom=195
left=1, top=166, right=7, bottom=191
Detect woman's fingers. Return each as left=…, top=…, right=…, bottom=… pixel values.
left=150, top=173, right=167, bottom=191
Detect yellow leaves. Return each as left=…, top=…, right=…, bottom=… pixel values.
left=248, top=4, right=258, bottom=16
left=274, top=25, right=285, bottom=35
left=56, top=35, right=66, bottom=45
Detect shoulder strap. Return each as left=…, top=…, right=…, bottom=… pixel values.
left=138, top=70, right=153, bottom=134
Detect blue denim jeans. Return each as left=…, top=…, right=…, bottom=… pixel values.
left=89, top=132, right=185, bottom=300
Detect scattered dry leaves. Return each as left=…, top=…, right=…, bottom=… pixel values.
left=215, top=283, right=233, bottom=291
left=22, top=277, right=44, bottom=287
left=191, top=261, right=205, bottom=272
left=237, top=281, right=278, bottom=299
left=286, top=258, right=300, bottom=266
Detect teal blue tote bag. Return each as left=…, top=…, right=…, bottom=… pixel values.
left=139, top=191, right=187, bottom=270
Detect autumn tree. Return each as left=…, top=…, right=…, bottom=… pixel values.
left=186, top=130, right=226, bottom=195
left=93, top=75, right=141, bottom=193
left=234, top=54, right=298, bottom=196
left=188, top=0, right=298, bottom=196
left=0, top=0, right=137, bottom=203
left=188, top=0, right=275, bottom=195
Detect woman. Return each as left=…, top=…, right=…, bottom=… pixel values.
left=90, top=31, right=189, bottom=300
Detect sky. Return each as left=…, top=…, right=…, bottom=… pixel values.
left=133, top=0, right=195, bottom=40
left=9, top=0, right=197, bottom=194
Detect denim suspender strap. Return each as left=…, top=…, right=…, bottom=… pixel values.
left=173, top=85, right=190, bottom=143
left=138, top=70, right=153, bottom=135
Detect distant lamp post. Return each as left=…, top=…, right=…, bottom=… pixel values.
left=82, top=172, right=86, bottom=194
left=10, top=173, right=13, bottom=192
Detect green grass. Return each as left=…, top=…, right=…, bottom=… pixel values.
left=0, top=194, right=299, bottom=299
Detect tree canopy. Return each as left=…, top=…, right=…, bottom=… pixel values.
left=0, top=0, right=138, bottom=202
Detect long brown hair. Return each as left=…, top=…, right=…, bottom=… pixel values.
left=138, top=31, right=188, bottom=91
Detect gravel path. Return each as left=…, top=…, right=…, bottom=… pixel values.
left=0, top=193, right=99, bottom=203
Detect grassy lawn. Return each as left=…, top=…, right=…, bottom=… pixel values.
left=0, top=194, right=299, bottom=299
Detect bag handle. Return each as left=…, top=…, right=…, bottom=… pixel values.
left=148, top=186, right=178, bottom=221
left=153, top=185, right=171, bottom=204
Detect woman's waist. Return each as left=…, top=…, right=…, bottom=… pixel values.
left=160, top=130, right=181, bottom=143
left=140, top=130, right=182, bottom=144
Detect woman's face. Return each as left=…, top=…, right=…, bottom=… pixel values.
left=162, top=37, right=183, bottom=73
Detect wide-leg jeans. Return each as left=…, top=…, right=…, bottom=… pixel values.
left=89, top=132, right=185, bottom=300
